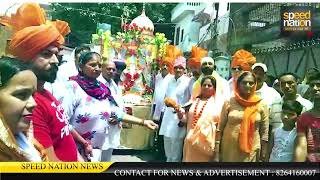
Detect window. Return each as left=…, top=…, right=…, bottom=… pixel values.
left=175, top=27, right=180, bottom=45
left=181, top=29, right=184, bottom=42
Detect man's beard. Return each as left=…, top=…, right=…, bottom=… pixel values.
left=201, top=67, right=213, bottom=75
left=161, top=68, right=168, bottom=76
left=35, top=65, right=58, bottom=83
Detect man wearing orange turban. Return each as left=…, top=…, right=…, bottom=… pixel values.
left=160, top=45, right=182, bottom=74
left=228, top=49, right=257, bottom=97
left=187, top=46, right=207, bottom=96
left=151, top=45, right=181, bottom=159
left=1, top=3, right=81, bottom=162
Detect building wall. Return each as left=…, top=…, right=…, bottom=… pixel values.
left=174, top=13, right=201, bottom=52
left=0, top=26, right=11, bottom=56
left=171, top=3, right=206, bottom=52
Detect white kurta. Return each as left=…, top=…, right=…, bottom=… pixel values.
left=187, top=76, right=197, bottom=98
left=44, top=59, right=79, bottom=116
left=98, top=75, right=123, bottom=149
left=152, top=73, right=174, bottom=120
left=159, top=75, right=191, bottom=139
left=281, top=94, right=313, bottom=113
left=228, top=78, right=234, bottom=98
left=256, top=82, right=282, bottom=129
left=56, top=60, right=79, bottom=84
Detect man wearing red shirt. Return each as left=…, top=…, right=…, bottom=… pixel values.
left=1, top=3, right=79, bottom=161
left=294, top=72, right=320, bottom=162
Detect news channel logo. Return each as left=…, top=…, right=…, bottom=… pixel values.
left=280, top=6, right=314, bottom=36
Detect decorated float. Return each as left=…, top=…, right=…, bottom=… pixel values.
left=92, top=10, right=169, bottom=150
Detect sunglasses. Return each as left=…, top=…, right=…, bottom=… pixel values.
left=231, top=67, right=243, bottom=72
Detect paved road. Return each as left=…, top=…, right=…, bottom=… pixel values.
left=111, top=149, right=166, bottom=162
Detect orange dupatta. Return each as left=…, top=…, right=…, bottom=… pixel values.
left=234, top=84, right=261, bottom=154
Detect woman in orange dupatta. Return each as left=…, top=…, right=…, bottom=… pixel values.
left=217, top=71, right=269, bottom=162
left=183, top=75, right=220, bottom=162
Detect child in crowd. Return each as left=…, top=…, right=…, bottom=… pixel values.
left=268, top=100, right=303, bottom=162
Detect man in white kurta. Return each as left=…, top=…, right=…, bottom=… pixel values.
left=152, top=64, right=174, bottom=121
left=98, top=61, right=124, bottom=162
left=159, top=56, right=191, bottom=162
left=252, top=63, right=282, bottom=131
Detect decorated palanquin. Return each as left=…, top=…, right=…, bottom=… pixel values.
left=92, top=10, right=168, bottom=105
left=92, top=10, right=168, bottom=150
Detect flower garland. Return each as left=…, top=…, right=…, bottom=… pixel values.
left=154, top=32, right=169, bottom=58
left=122, top=70, right=140, bottom=91
left=192, top=98, right=209, bottom=128
left=121, top=23, right=144, bottom=43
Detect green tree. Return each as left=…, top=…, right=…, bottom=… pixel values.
left=50, top=3, right=177, bottom=46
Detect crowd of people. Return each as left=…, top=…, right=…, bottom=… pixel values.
left=0, top=3, right=319, bottom=163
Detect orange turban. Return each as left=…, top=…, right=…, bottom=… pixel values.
left=0, top=3, right=70, bottom=61
left=161, top=45, right=182, bottom=74
left=187, top=46, right=208, bottom=68
left=231, top=49, right=256, bottom=71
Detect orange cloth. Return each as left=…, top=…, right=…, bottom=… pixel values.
left=220, top=98, right=269, bottom=162
left=187, top=46, right=208, bottom=68
left=231, top=49, right=256, bottom=71
left=183, top=97, right=219, bottom=162
left=161, top=45, right=182, bottom=74
left=234, top=83, right=261, bottom=154
left=1, top=3, right=70, bottom=61
left=0, top=3, right=46, bottom=32
left=164, top=98, right=179, bottom=109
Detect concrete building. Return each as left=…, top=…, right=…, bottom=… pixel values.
left=228, top=3, right=320, bottom=78
left=171, top=2, right=232, bottom=80
left=171, top=2, right=206, bottom=52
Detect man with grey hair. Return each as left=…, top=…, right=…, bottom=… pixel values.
left=98, top=60, right=124, bottom=162
left=252, top=63, right=282, bottom=131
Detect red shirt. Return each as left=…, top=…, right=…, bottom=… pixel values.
left=297, top=112, right=320, bottom=162
left=32, top=89, right=78, bottom=162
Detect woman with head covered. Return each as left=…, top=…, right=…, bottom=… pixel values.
left=217, top=71, right=269, bottom=162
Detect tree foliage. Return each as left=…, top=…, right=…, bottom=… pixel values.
left=49, top=3, right=177, bottom=46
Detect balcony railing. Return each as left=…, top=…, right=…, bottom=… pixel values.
left=232, top=3, right=320, bottom=35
